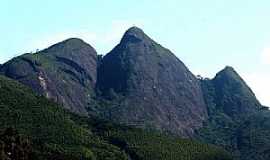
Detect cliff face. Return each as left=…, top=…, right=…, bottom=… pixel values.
left=97, top=27, right=207, bottom=136
left=213, top=66, right=261, bottom=116
left=0, top=38, right=97, bottom=114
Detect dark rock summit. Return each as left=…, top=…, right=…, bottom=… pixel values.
left=120, top=26, right=151, bottom=44
left=198, top=66, right=263, bottom=159
left=97, top=27, right=208, bottom=136
left=0, top=38, right=97, bottom=114
left=212, top=66, right=261, bottom=118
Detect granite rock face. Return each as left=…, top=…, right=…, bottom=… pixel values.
left=97, top=27, right=208, bottom=136
left=0, top=38, right=97, bottom=114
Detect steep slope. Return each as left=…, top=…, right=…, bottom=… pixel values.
left=97, top=27, right=207, bottom=136
left=212, top=66, right=261, bottom=118
left=197, top=66, right=263, bottom=160
left=0, top=38, right=97, bottom=114
left=0, top=75, right=232, bottom=160
left=0, top=75, right=125, bottom=160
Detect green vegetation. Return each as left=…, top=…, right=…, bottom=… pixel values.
left=236, top=110, right=270, bottom=160
left=197, top=78, right=240, bottom=154
left=73, top=116, right=233, bottom=160
left=0, top=75, right=232, bottom=159
left=106, top=129, right=232, bottom=160
left=0, top=75, right=125, bottom=160
left=0, top=128, right=32, bottom=160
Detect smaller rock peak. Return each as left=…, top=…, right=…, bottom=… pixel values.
left=215, top=66, right=242, bottom=82
left=217, top=66, right=238, bottom=75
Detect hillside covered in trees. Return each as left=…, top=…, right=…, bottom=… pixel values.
left=0, top=75, right=232, bottom=160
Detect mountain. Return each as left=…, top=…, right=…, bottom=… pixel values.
left=212, top=66, right=261, bottom=118
left=1, top=26, right=270, bottom=160
left=0, top=75, right=232, bottom=160
left=0, top=38, right=97, bottom=114
left=96, top=27, right=207, bottom=136
left=197, top=66, right=264, bottom=160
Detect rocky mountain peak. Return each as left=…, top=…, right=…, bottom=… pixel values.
left=123, top=26, right=145, bottom=37
left=211, top=66, right=261, bottom=118
left=214, top=66, right=250, bottom=90
left=222, top=65, right=235, bottom=72
left=216, top=66, right=239, bottom=79
left=120, top=26, right=152, bottom=44
left=97, top=27, right=207, bottom=136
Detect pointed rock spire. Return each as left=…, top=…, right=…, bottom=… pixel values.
left=214, top=66, right=248, bottom=87
left=97, top=26, right=207, bottom=136
left=120, top=26, right=152, bottom=44
left=212, top=66, right=261, bottom=117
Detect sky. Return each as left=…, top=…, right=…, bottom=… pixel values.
left=0, top=0, right=269, bottom=106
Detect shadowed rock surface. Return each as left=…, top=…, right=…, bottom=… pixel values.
left=212, top=66, right=261, bottom=119
left=97, top=27, right=208, bottom=136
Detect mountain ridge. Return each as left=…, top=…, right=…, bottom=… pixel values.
left=0, top=26, right=268, bottom=160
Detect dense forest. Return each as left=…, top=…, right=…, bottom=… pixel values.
left=0, top=75, right=232, bottom=159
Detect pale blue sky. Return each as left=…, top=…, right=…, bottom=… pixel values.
left=1, top=0, right=270, bottom=106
